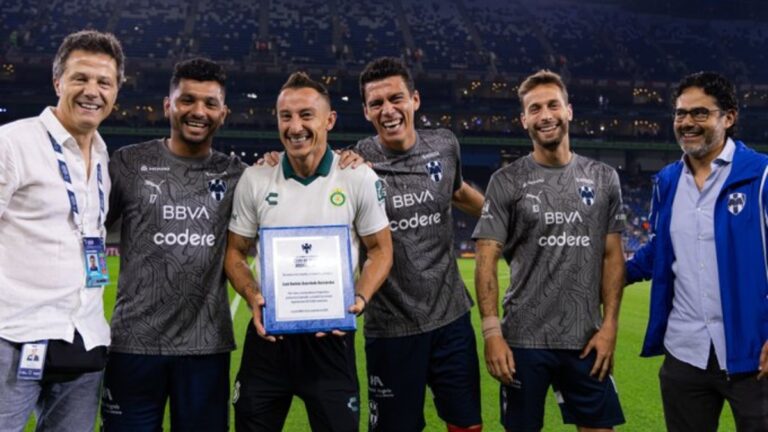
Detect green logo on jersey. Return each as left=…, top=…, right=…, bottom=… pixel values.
left=375, top=179, right=386, bottom=203
left=265, top=192, right=278, bottom=206
left=330, top=189, right=346, bottom=207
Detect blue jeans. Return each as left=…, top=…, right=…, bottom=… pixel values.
left=0, top=337, right=102, bottom=431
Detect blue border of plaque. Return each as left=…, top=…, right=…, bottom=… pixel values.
left=259, top=225, right=356, bottom=334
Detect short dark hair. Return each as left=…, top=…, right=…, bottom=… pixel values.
left=359, top=57, right=415, bottom=101
left=280, top=71, right=331, bottom=107
left=517, top=69, right=568, bottom=109
left=170, top=58, right=227, bottom=95
left=673, top=71, right=738, bottom=136
left=52, top=30, right=125, bottom=86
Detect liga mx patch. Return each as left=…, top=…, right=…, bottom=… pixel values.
left=207, top=178, right=227, bottom=202
left=425, top=160, right=443, bottom=182
left=727, top=192, right=746, bottom=215
left=578, top=185, right=595, bottom=206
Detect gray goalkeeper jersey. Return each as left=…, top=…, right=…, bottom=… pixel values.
left=472, top=153, right=625, bottom=349
left=355, top=129, right=472, bottom=337
left=107, top=139, right=245, bottom=355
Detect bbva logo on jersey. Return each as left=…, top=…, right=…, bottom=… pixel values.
left=727, top=192, right=746, bottom=215
left=578, top=186, right=595, bottom=206
left=425, top=160, right=442, bottom=182
left=207, top=179, right=227, bottom=202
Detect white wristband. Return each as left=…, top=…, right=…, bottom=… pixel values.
left=482, top=316, right=503, bottom=340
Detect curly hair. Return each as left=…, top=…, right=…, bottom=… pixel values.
left=673, top=71, right=738, bottom=137
left=170, top=57, right=227, bottom=95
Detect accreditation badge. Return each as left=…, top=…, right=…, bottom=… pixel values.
left=83, top=237, right=109, bottom=288
left=17, top=341, right=47, bottom=380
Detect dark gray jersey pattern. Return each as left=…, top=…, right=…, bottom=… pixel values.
left=107, top=139, right=245, bottom=355
left=473, top=154, right=625, bottom=350
left=355, top=129, right=472, bottom=337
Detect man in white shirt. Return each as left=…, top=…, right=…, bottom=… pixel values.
left=0, top=30, right=124, bottom=430
left=225, top=72, right=392, bottom=431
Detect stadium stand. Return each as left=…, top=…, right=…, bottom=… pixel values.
left=335, top=0, right=403, bottom=66
left=1, top=0, right=767, bottom=251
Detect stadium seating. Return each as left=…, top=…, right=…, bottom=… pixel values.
left=2, top=0, right=767, bottom=252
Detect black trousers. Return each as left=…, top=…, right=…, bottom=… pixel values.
left=659, top=347, right=768, bottom=432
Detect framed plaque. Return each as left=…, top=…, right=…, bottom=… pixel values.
left=259, top=225, right=356, bottom=334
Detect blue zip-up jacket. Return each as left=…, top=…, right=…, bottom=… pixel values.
left=626, top=140, right=768, bottom=374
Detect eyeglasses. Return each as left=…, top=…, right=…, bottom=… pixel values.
left=673, top=107, right=724, bottom=122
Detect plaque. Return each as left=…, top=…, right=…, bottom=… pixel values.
left=259, top=225, right=356, bottom=334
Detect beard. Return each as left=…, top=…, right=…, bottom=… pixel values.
left=171, top=115, right=218, bottom=146
left=675, top=125, right=724, bottom=160
left=530, top=120, right=568, bottom=151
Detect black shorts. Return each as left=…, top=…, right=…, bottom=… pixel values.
left=500, top=348, right=625, bottom=431
left=365, top=313, right=481, bottom=431
left=233, top=324, right=360, bottom=432
left=101, top=352, right=230, bottom=432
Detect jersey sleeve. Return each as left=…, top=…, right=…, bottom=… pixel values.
left=471, top=171, right=514, bottom=244
left=449, top=131, right=463, bottom=192
left=105, top=149, right=125, bottom=229
left=606, top=168, right=626, bottom=233
left=0, top=135, right=19, bottom=219
left=353, top=166, right=389, bottom=237
left=228, top=167, right=260, bottom=238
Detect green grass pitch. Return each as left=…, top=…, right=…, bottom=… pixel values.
left=27, top=257, right=737, bottom=431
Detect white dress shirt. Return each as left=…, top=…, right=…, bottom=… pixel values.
left=0, top=108, right=111, bottom=350
left=665, top=138, right=735, bottom=370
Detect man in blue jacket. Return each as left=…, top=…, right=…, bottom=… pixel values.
left=626, top=71, right=768, bottom=431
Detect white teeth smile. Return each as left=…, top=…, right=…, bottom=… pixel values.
left=539, top=124, right=557, bottom=132
left=78, top=102, right=99, bottom=111
left=186, top=121, right=207, bottom=128
left=290, top=136, right=308, bottom=143
left=383, top=119, right=402, bottom=129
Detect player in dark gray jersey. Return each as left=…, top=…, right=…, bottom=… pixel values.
left=102, top=58, right=243, bottom=431
left=356, top=128, right=471, bottom=337
left=357, top=57, right=485, bottom=432
left=473, top=70, right=626, bottom=431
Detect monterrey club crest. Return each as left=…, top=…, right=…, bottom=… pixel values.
left=727, top=192, right=746, bottom=215
left=207, top=178, right=227, bottom=202
left=578, top=185, right=595, bottom=206
left=425, top=160, right=443, bottom=182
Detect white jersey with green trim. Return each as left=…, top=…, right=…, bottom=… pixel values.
left=229, top=149, right=388, bottom=274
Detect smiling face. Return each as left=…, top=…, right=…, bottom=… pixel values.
left=674, top=86, right=734, bottom=161
left=520, top=83, right=572, bottom=152
left=53, top=49, right=119, bottom=138
left=276, top=86, right=336, bottom=163
left=164, top=78, right=227, bottom=149
left=363, top=75, right=420, bottom=151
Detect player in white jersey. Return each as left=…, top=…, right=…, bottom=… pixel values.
left=225, top=72, right=392, bottom=432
